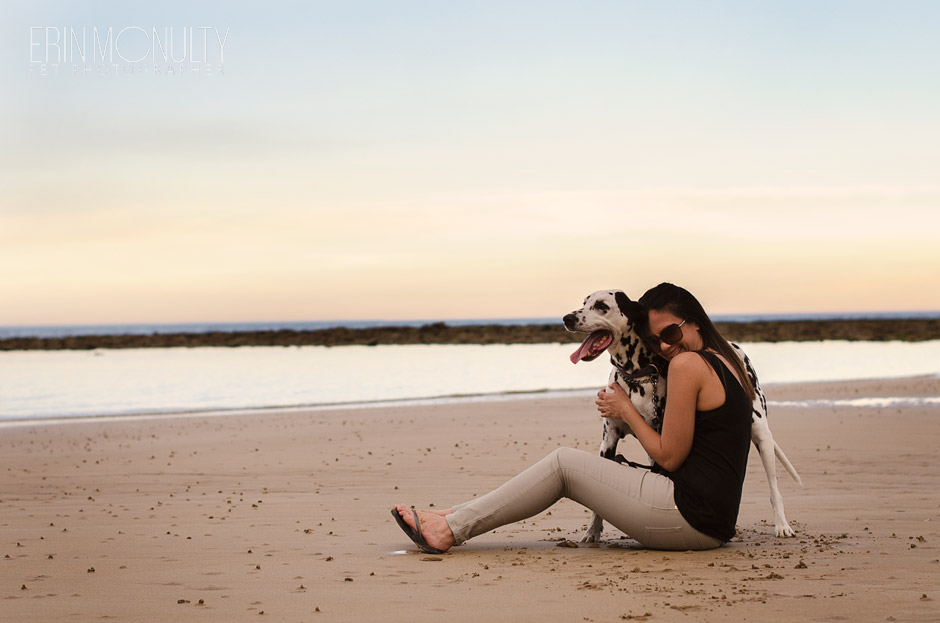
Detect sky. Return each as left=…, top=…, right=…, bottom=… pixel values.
left=2, top=1, right=939, bottom=325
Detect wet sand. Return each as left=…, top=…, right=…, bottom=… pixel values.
left=2, top=375, right=938, bottom=622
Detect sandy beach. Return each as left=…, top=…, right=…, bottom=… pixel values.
left=2, top=375, right=938, bottom=622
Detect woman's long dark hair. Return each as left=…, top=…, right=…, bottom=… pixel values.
left=639, top=283, right=755, bottom=402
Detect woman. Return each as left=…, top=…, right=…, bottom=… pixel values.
left=392, top=282, right=754, bottom=553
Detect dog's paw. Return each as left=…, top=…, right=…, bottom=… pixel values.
left=580, top=514, right=604, bottom=543
left=775, top=522, right=796, bottom=538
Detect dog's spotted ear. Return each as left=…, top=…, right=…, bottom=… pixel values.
left=615, top=291, right=645, bottom=323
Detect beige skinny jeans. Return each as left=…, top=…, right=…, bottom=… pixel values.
left=445, top=447, right=722, bottom=551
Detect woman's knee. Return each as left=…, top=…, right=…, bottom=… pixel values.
left=549, top=446, right=584, bottom=468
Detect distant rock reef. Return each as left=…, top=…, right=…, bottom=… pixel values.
left=1, top=318, right=937, bottom=351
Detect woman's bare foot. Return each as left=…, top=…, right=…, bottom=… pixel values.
left=394, top=504, right=456, bottom=552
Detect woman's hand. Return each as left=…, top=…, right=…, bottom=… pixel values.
left=595, top=383, right=633, bottom=421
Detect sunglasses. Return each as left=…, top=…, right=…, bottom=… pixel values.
left=650, top=320, right=686, bottom=350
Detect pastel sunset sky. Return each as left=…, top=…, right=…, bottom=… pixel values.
left=2, top=1, right=939, bottom=325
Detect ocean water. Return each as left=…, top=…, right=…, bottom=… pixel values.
left=1, top=340, right=938, bottom=423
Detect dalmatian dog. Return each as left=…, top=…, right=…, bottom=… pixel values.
left=563, top=289, right=801, bottom=542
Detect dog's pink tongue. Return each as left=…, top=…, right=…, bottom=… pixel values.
left=570, top=333, right=601, bottom=364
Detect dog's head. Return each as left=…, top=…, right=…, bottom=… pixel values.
left=563, top=290, right=650, bottom=367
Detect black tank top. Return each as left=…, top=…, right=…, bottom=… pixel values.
left=655, top=350, right=752, bottom=542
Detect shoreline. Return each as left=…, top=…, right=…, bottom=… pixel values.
left=2, top=317, right=939, bottom=350
left=1, top=374, right=937, bottom=622
left=2, top=373, right=938, bottom=429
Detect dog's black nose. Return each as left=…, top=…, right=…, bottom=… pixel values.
left=562, top=313, right=577, bottom=329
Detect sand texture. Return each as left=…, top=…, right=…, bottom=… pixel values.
left=2, top=376, right=938, bottom=622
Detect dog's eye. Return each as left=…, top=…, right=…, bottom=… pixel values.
left=592, top=301, right=610, bottom=313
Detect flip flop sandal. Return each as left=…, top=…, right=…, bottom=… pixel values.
left=391, top=508, right=447, bottom=554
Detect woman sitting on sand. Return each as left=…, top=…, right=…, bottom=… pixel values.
left=392, top=282, right=755, bottom=552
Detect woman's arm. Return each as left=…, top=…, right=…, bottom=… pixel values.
left=596, top=352, right=705, bottom=472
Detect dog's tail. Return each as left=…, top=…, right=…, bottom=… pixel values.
left=774, top=440, right=802, bottom=486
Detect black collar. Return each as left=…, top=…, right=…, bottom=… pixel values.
left=615, top=363, right=659, bottom=381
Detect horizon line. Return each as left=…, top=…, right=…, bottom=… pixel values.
left=3, top=309, right=940, bottom=332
